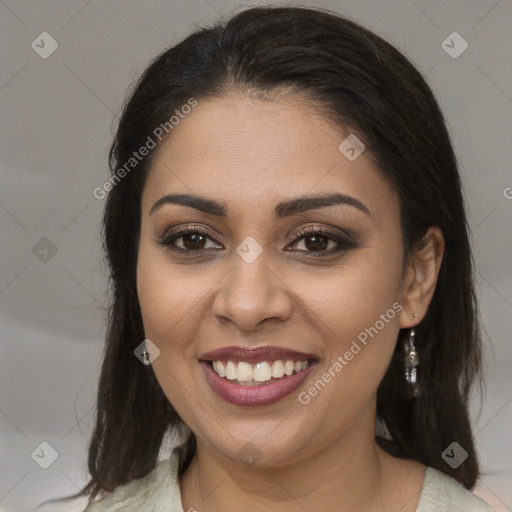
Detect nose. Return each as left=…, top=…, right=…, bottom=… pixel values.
left=211, top=253, right=295, bottom=333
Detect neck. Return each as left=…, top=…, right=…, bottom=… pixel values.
left=179, top=408, right=423, bottom=512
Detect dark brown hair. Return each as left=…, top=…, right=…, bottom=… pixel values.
left=53, top=4, right=484, bottom=507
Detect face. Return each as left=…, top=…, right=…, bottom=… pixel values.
left=136, top=92, right=412, bottom=467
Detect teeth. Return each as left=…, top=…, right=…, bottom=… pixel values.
left=237, top=362, right=253, bottom=382
left=210, top=359, right=311, bottom=383
left=254, top=362, right=272, bottom=382
left=284, top=360, right=295, bottom=376
left=225, top=361, right=237, bottom=380
left=271, top=360, right=285, bottom=378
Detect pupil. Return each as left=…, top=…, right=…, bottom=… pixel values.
left=305, top=235, right=327, bottom=251
left=184, top=233, right=205, bottom=250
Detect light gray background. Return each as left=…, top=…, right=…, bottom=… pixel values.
left=0, top=1, right=511, bottom=511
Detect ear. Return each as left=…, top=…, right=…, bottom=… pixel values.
left=399, top=226, right=445, bottom=328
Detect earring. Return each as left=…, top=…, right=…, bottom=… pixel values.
left=404, top=328, right=420, bottom=398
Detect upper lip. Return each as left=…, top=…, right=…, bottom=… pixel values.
left=198, top=345, right=317, bottom=363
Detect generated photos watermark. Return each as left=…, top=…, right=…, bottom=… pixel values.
left=298, top=302, right=403, bottom=404
left=93, top=98, right=198, bottom=200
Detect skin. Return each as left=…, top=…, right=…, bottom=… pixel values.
left=136, top=91, right=445, bottom=512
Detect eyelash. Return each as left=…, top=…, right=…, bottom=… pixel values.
left=157, top=224, right=357, bottom=257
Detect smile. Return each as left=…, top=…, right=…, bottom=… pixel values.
left=200, top=358, right=317, bottom=406
left=210, top=359, right=310, bottom=385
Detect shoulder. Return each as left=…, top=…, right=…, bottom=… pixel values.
left=81, top=448, right=183, bottom=512
left=416, top=466, right=498, bottom=512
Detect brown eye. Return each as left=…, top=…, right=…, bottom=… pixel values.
left=287, top=227, right=357, bottom=255
left=302, top=233, right=330, bottom=252
left=157, top=226, right=222, bottom=253
left=181, top=232, right=207, bottom=250
left=157, top=225, right=357, bottom=257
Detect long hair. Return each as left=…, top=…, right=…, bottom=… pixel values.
left=59, top=4, right=483, bottom=505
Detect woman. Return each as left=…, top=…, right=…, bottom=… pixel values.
left=68, top=5, right=495, bottom=511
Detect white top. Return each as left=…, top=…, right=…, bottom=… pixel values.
left=82, top=445, right=498, bottom=511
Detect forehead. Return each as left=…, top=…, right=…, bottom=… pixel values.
left=142, top=93, right=397, bottom=221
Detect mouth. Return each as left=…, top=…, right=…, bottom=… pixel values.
left=198, top=345, right=318, bottom=406
left=204, top=358, right=314, bottom=385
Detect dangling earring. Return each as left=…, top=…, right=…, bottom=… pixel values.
left=404, top=326, right=420, bottom=398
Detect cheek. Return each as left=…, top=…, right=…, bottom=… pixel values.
left=290, top=248, right=404, bottom=389
left=294, top=248, right=402, bottom=334
left=136, top=245, right=205, bottom=415
left=136, top=244, right=202, bottom=354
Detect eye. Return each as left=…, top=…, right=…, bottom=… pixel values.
left=286, top=227, right=356, bottom=255
left=157, top=225, right=357, bottom=256
left=157, top=225, right=222, bottom=253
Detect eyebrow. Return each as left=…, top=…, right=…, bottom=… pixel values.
left=149, top=192, right=371, bottom=220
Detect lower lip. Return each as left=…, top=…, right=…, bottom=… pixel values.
left=200, top=360, right=316, bottom=407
